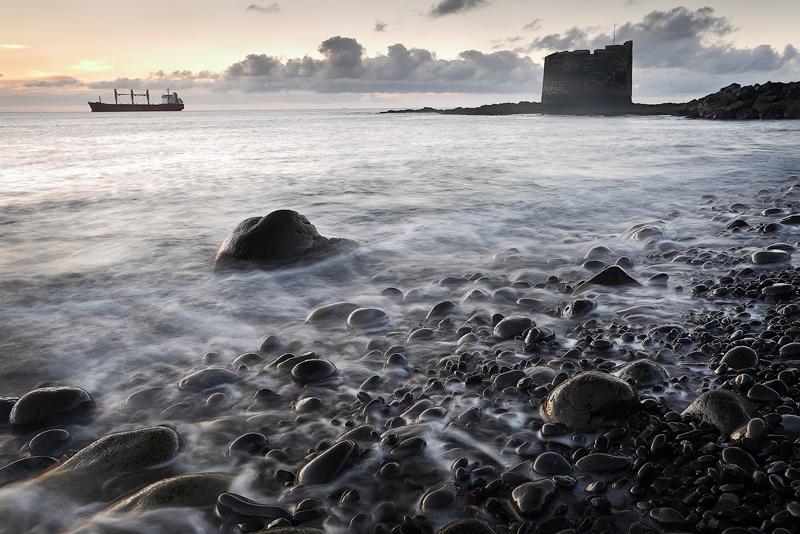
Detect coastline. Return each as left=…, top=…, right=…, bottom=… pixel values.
left=382, top=81, right=800, bottom=119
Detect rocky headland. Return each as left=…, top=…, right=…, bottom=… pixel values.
left=383, top=81, right=800, bottom=120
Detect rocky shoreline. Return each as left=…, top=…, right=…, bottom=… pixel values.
left=382, top=81, right=800, bottom=120
left=5, top=201, right=800, bottom=534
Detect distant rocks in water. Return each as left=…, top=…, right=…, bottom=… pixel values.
left=9, top=386, right=95, bottom=433
left=573, top=265, right=641, bottom=294
left=542, top=371, right=640, bottom=431
left=688, top=81, right=800, bottom=120
left=681, top=389, right=757, bottom=436
left=214, top=210, right=358, bottom=270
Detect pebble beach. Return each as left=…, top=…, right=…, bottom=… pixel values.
left=3, top=111, right=800, bottom=534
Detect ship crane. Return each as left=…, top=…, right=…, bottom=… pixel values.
left=114, top=89, right=150, bottom=105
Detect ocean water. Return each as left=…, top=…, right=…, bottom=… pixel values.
left=1, top=109, right=800, bottom=532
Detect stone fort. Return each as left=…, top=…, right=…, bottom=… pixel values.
left=541, top=40, right=633, bottom=106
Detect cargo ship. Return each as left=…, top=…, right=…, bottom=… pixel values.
left=88, top=89, right=184, bottom=112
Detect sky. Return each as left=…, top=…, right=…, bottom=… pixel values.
left=1, top=0, right=798, bottom=110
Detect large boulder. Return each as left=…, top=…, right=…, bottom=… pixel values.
left=214, top=210, right=358, bottom=270
left=542, top=371, right=640, bottom=431
left=105, top=472, right=234, bottom=513
left=681, top=389, right=757, bottom=436
left=9, top=386, right=95, bottom=433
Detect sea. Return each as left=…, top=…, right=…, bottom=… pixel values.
left=1, top=110, right=800, bottom=532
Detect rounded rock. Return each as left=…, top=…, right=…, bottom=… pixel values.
left=493, top=316, right=534, bottom=340
left=510, top=478, right=558, bottom=517
left=436, top=518, right=499, bottom=534
left=681, top=389, right=757, bottom=436
left=752, top=249, right=790, bottom=264
left=542, top=371, right=640, bottom=431
left=29, top=428, right=72, bottom=456
left=291, top=359, right=336, bottom=385
left=533, top=452, right=571, bottom=475
left=347, top=308, right=390, bottom=331
left=720, top=346, right=759, bottom=370
left=9, top=386, right=95, bottom=433
left=178, top=368, right=239, bottom=391
left=611, top=360, right=668, bottom=387
left=297, top=440, right=358, bottom=485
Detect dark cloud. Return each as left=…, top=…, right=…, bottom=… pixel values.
left=522, top=6, right=799, bottom=76
left=374, top=20, right=387, bottom=32
left=522, top=19, right=541, bottom=32
left=22, top=76, right=82, bottom=88
left=246, top=3, right=280, bottom=13
left=429, top=0, right=489, bottom=18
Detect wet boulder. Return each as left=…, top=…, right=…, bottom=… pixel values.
left=573, top=265, right=641, bottom=294
left=214, top=210, right=358, bottom=270
left=0, top=456, right=59, bottom=487
left=347, top=308, right=390, bottom=331
left=297, top=440, right=359, bottom=485
left=216, top=492, right=291, bottom=526
left=510, top=478, right=558, bottom=517
left=611, top=360, right=668, bottom=387
left=493, top=316, right=534, bottom=340
left=31, top=425, right=184, bottom=502
left=720, top=346, right=758, bottom=370
left=681, top=389, right=757, bottom=436
left=9, top=386, right=95, bottom=433
left=291, top=359, right=337, bottom=385
left=542, top=371, right=640, bottom=431
left=561, top=298, right=596, bottom=319
left=106, top=472, right=235, bottom=513
left=305, top=302, right=360, bottom=325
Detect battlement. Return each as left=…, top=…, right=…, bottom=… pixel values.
left=542, top=40, right=633, bottom=106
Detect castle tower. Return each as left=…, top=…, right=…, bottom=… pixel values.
left=541, top=40, right=632, bottom=106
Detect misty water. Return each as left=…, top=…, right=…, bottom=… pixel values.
left=1, top=109, right=800, bottom=532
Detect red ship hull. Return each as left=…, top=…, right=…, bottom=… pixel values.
left=88, top=102, right=184, bottom=112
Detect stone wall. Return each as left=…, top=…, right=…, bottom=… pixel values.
left=541, top=41, right=633, bottom=106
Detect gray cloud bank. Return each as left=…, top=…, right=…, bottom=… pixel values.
left=85, top=36, right=540, bottom=95
left=523, top=7, right=798, bottom=76
left=246, top=3, right=280, bottom=13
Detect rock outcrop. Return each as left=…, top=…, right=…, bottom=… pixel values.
left=214, top=210, right=358, bottom=270
left=687, top=81, right=800, bottom=120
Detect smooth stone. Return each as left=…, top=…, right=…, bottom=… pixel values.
left=347, top=308, right=390, bottom=331
left=274, top=353, right=318, bottom=374
left=573, top=265, right=641, bottom=294
left=493, top=316, right=534, bottom=340
left=297, top=440, right=358, bottom=485
left=561, top=298, right=595, bottom=319
left=407, top=328, right=436, bottom=342
left=763, top=283, right=795, bottom=296
left=533, top=452, right=571, bottom=475
left=493, top=370, right=527, bottom=390
left=720, top=346, right=759, bottom=370
left=216, top=492, right=292, bottom=525
left=0, top=456, right=59, bottom=487
left=106, top=472, right=234, bottom=513
left=305, top=302, right=360, bottom=324
left=390, top=436, right=426, bottom=458
left=294, top=396, right=323, bottom=412
left=291, top=359, right=336, bottom=385
left=259, top=335, right=289, bottom=355
left=178, top=368, right=239, bottom=391
left=29, top=428, right=72, bottom=456
left=232, top=352, right=262, bottom=368
left=650, top=507, right=686, bottom=525
left=681, top=389, right=757, bottom=436
left=575, top=453, right=630, bottom=472
left=780, top=342, right=800, bottom=358
left=611, top=360, right=668, bottom=387
left=421, top=482, right=457, bottom=511
left=542, top=371, right=640, bottom=431
left=335, top=424, right=380, bottom=446
left=229, top=432, right=268, bottom=457
left=250, top=528, right=324, bottom=534
left=510, top=478, right=558, bottom=517
left=31, top=426, right=183, bottom=502
left=213, top=210, right=358, bottom=270
left=747, top=383, right=780, bottom=402
left=524, top=326, right=555, bottom=344
left=436, top=518, right=499, bottom=534
left=426, top=301, right=457, bottom=321
left=721, top=447, right=758, bottom=470
left=9, top=386, right=95, bottom=433
left=584, top=245, right=614, bottom=259
left=752, top=249, right=790, bottom=264
left=774, top=414, right=800, bottom=441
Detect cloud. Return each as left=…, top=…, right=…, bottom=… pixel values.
left=374, top=20, right=388, bottom=32
left=429, top=0, right=489, bottom=18
left=522, top=19, right=541, bottom=32
left=1, top=44, right=29, bottom=49
left=70, top=60, right=110, bottom=72
left=152, top=37, right=541, bottom=95
left=522, top=6, right=799, bottom=76
left=246, top=3, right=280, bottom=13
left=21, top=76, right=82, bottom=88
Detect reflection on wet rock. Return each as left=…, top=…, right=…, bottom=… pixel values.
left=510, top=478, right=558, bottom=517
left=542, top=371, right=640, bottom=431
left=297, top=440, right=359, bottom=485
left=305, top=302, right=361, bottom=324
left=347, top=308, right=390, bottom=331
left=291, top=359, right=336, bottom=385
left=492, top=316, right=534, bottom=340
left=9, top=386, right=95, bottom=433
left=106, top=472, right=234, bottom=513
left=611, top=360, right=668, bottom=387
left=0, top=456, right=59, bottom=487
left=29, top=428, right=72, bottom=456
